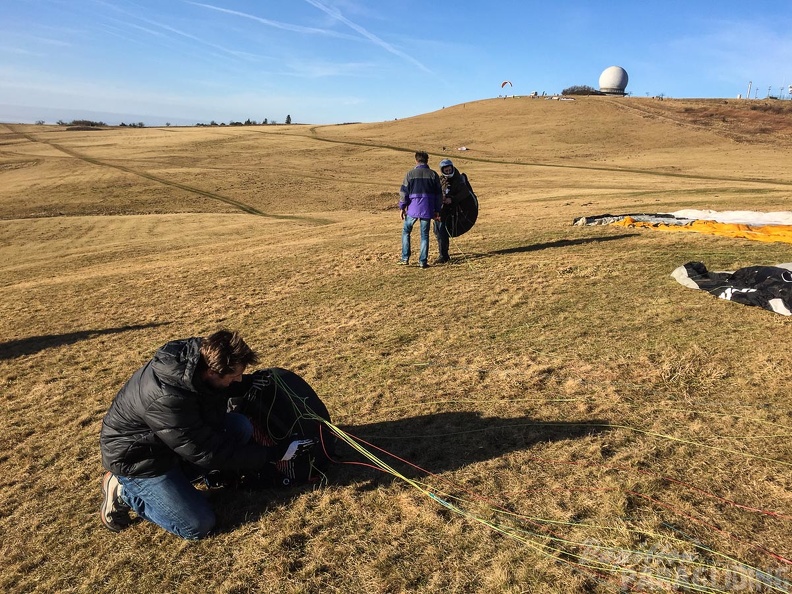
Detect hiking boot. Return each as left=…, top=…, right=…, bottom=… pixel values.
left=100, top=472, right=133, bottom=532
left=398, top=259, right=409, bottom=265
left=434, top=257, right=450, bottom=265
left=419, top=262, right=430, bottom=269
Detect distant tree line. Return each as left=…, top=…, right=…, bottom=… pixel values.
left=56, top=119, right=108, bottom=127
left=196, top=115, right=292, bottom=127
left=561, top=85, right=604, bottom=96
left=45, top=115, right=295, bottom=128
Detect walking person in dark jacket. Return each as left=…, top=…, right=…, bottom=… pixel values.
left=399, top=151, right=442, bottom=268
left=99, top=329, right=312, bottom=539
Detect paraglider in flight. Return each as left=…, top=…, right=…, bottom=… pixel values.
left=501, top=80, right=512, bottom=88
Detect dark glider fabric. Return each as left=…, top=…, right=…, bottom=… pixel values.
left=442, top=173, right=479, bottom=237
left=229, top=368, right=336, bottom=488
left=672, top=261, right=792, bottom=316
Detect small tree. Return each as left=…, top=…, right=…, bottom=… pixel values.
left=262, top=118, right=268, bottom=125
left=285, top=114, right=291, bottom=124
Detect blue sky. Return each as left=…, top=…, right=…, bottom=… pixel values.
left=1, top=0, right=791, bottom=125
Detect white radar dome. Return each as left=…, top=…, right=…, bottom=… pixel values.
left=599, top=66, right=628, bottom=95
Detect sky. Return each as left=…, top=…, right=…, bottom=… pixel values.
left=1, top=0, right=792, bottom=126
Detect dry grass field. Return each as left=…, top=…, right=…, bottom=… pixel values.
left=1, top=96, right=791, bottom=593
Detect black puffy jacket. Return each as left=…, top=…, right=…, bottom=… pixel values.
left=100, top=337, right=276, bottom=477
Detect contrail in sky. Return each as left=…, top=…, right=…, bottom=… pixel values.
left=137, top=16, right=251, bottom=59
left=303, top=0, right=431, bottom=73
left=95, top=0, right=250, bottom=59
left=187, top=1, right=357, bottom=40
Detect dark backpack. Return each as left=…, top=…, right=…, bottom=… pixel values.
left=227, top=368, right=336, bottom=489
left=443, top=173, right=479, bottom=237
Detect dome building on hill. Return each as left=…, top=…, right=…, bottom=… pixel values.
left=599, top=66, right=629, bottom=95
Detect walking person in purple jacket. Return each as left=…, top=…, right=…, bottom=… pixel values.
left=399, top=151, right=442, bottom=268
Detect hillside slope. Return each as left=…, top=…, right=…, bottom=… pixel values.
left=2, top=97, right=791, bottom=220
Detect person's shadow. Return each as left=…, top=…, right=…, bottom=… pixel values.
left=0, top=322, right=170, bottom=360
left=215, top=411, right=609, bottom=530
left=488, top=233, right=639, bottom=255
left=454, top=233, right=640, bottom=262
left=328, top=411, right=608, bottom=488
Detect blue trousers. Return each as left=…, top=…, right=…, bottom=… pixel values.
left=117, top=412, right=253, bottom=540
left=402, top=215, right=431, bottom=265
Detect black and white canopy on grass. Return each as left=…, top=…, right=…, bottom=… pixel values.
left=672, top=262, right=792, bottom=316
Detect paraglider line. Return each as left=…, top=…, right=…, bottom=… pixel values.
left=315, top=417, right=787, bottom=593
left=268, top=372, right=791, bottom=593
left=264, top=372, right=789, bottom=593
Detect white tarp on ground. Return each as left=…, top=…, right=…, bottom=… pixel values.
left=671, top=210, right=792, bottom=226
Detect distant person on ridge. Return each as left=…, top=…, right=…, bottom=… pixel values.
left=99, top=329, right=315, bottom=540
left=398, top=151, right=442, bottom=268
left=434, top=158, right=471, bottom=264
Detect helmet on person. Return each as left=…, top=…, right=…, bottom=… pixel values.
left=439, top=158, right=454, bottom=177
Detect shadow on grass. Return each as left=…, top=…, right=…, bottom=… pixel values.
left=449, top=233, right=639, bottom=262
left=0, top=322, right=170, bottom=360
left=213, top=411, right=609, bottom=532
left=488, top=233, right=640, bottom=255
left=331, top=411, right=609, bottom=488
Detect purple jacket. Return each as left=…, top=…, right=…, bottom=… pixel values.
left=399, top=164, right=442, bottom=219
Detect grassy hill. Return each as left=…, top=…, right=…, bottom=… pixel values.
left=1, top=97, right=791, bottom=593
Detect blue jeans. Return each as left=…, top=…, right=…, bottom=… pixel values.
left=402, top=216, right=431, bottom=265
left=117, top=412, right=253, bottom=540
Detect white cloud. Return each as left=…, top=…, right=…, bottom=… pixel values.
left=666, top=20, right=792, bottom=86
left=0, top=46, right=45, bottom=57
